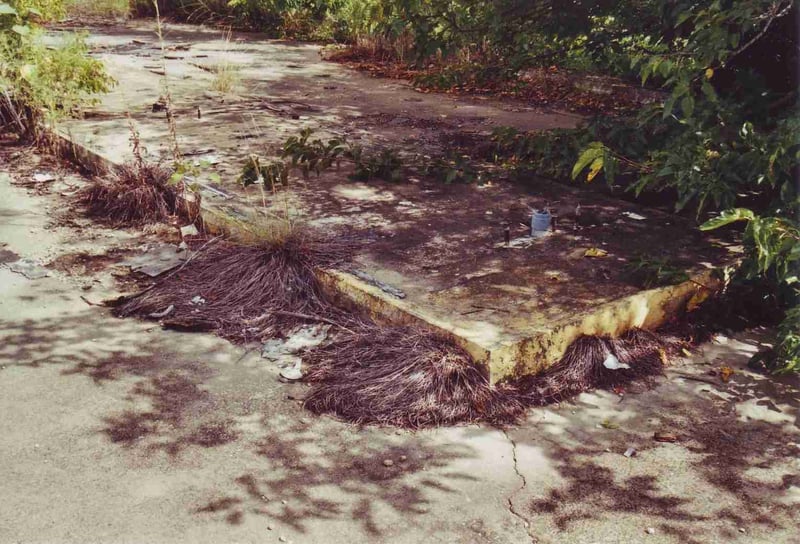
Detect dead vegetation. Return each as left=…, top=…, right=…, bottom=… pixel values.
left=514, top=329, right=674, bottom=407
left=113, top=228, right=357, bottom=341
left=303, top=325, right=676, bottom=428
left=78, top=160, right=183, bottom=226
left=303, top=325, right=525, bottom=427
left=111, top=217, right=683, bottom=428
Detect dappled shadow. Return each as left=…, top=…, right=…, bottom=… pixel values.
left=193, top=421, right=477, bottom=536
left=102, top=370, right=239, bottom=456
left=1, top=296, right=481, bottom=538
left=0, top=305, right=239, bottom=457
left=511, top=333, right=800, bottom=540
left=530, top=458, right=703, bottom=531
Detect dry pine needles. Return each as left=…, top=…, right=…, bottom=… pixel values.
left=114, top=226, right=683, bottom=428
left=303, top=326, right=677, bottom=428
left=78, top=161, right=183, bottom=226
left=114, top=230, right=356, bottom=342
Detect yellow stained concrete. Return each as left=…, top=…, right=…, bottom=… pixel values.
left=52, top=131, right=724, bottom=384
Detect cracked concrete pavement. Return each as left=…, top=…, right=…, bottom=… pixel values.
left=1, top=144, right=799, bottom=543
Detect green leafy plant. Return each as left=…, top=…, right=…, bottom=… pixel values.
left=0, top=0, right=114, bottom=140
left=350, top=145, right=404, bottom=182
left=626, top=255, right=690, bottom=289
left=281, top=127, right=349, bottom=178
left=237, top=155, right=289, bottom=188
left=569, top=1, right=798, bottom=372
left=700, top=209, right=799, bottom=373
left=424, top=153, right=480, bottom=184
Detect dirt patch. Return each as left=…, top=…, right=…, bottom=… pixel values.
left=47, top=248, right=133, bottom=276
left=325, top=48, right=662, bottom=115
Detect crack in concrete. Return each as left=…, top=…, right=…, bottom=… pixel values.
left=502, top=428, right=537, bottom=543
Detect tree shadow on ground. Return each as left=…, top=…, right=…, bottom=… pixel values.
left=192, top=419, right=478, bottom=535
left=0, top=310, right=239, bottom=456
left=516, top=334, right=799, bottom=542
left=1, top=307, right=480, bottom=538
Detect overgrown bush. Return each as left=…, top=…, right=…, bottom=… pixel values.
left=0, top=0, right=114, bottom=140
left=570, top=1, right=799, bottom=372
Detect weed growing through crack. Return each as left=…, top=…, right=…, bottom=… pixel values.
left=209, top=30, right=241, bottom=94
left=238, top=127, right=408, bottom=187
left=78, top=115, right=186, bottom=226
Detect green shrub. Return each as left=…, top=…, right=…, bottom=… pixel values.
left=64, top=0, right=129, bottom=18
left=0, top=1, right=114, bottom=139
left=571, top=1, right=799, bottom=372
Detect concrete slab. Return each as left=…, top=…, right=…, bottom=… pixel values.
left=53, top=22, right=739, bottom=382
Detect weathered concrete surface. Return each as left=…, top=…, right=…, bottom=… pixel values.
left=1, top=143, right=799, bottom=543
left=52, top=21, right=740, bottom=382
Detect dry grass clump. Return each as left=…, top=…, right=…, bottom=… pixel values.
left=303, top=326, right=672, bottom=428
left=78, top=161, right=182, bottom=226
left=303, top=325, right=525, bottom=427
left=514, top=329, right=670, bottom=407
left=210, top=63, right=241, bottom=94
left=113, top=228, right=356, bottom=341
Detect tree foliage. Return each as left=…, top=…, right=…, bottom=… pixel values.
left=567, top=1, right=798, bottom=371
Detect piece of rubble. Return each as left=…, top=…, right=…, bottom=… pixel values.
left=180, top=224, right=199, bottom=238
left=8, top=259, right=50, bottom=279
left=122, top=244, right=188, bottom=277
left=279, top=364, right=303, bottom=382
left=32, top=172, right=57, bottom=183
left=603, top=354, right=630, bottom=370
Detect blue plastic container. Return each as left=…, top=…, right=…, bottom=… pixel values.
left=531, top=209, right=552, bottom=235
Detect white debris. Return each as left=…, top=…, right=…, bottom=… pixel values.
left=180, top=224, right=199, bottom=238
left=622, top=211, right=647, bottom=221
left=262, top=325, right=330, bottom=361
left=603, top=353, right=631, bottom=370
left=148, top=305, right=175, bottom=319
left=7, top=259, right=50, bottom=279
left=32, top=172, right=57, bottom=183
left=283, top=324, right=329, bottom=352
left=279, top=364, right=303, bottom=382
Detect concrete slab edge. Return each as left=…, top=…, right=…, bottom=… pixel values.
left=50, top=128, right=724, bottom=383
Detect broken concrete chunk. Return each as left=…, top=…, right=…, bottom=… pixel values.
left=122, top=244, right=188, bottom=277
left=180, top=224, right=199, bottom=238
left=262, top=325, right=330, bottom=361
left=32, top=172, right=57, bottom=183
left=279, top=365, right=303, bottom=382
left=283, top=325, right=329, bottom=352
left=8, top=259, right=50, bottom=279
